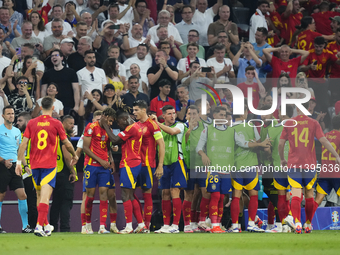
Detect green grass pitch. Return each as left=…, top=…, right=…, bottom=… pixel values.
left=1, top=231, right=339, bottom=255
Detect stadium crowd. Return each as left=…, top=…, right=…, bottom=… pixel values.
left=1, top=0, right=340, bottom=236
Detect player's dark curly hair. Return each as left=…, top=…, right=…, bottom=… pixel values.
left=103, top=107, right=116, bottom=118
left=332, top=115, right=340, bottom=130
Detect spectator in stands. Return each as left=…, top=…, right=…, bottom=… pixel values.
left=179, top=29, right=205, bottom=59
left=29, top=11, right=47, bottom=43
left=80, top=12, right=98, bottom=41
left=27, top=0, right=53, bottom=25
left=252, top=27, right=271, bottom=83
left=148, top=50, right=178, bottom=100
left=262, top=44, right=309, bottom=86
left=249, top=1, right=269, bottom=44
left=206, top=44, right=235, bottom=82
left=312, top=1, right=338, bottom=36
left=281, top=0, right=303, bottom=45
left=80, top=0, right=106, bottom=27
left=79, top=89, right=106, bottom=126
left=0, top=88, right=9, bottom=125
left=150, top=79, right=176, bottom=122
left=0, top=42, right=11, bottom=76
left=181, top=61, right=216, bottom=101
left=107, top=45, right=127, bottom=80
left=124, top=23, right=157, bottom=63
left=175, top=5, right=199, bottom=45
left=158, top=41, right=178, bottom=67
left=93, top=20, right=129, bottom=65
left=191, top=0, right=223, bottom=51
left=107, top=4, right=125, bottom=35
left=294, top=72, right=315, bottom=99
left=10, top=21, right=43, bottom=59
left=129, top=63, right=148, bottom=94
left=0, top=59, right=16, bottom=95
left=32, top=82, right=64, bottom=118
left=155, top=26, right=182, bottom=61
left=45, top=5, right=74, bottom=37
left=123, top=43, right=151, bottom=80
left=176, top=85, right=194, bottom=122
left=73, top=22, right=89, bottom=49
left=77, top=50, right=106, bottom=97
left=19, top=55, right=40, bottom=100
left=3, top=0, right=23, bottom=27
left=67, top=36, right=103, bottom=72
left=177, top=42, right=206, bottom=81
left=102, top=83, right=124, bottom=111
left=147, top=10, right=183, bottom=45
left=230, top=0, right=243, bottom=7
left=8, top=76, right=34, bottom=117
left=117, top=0, right=138, bottom=31
left=43, top=19, right=66, bottom=57
left=41, top=49, right=79, bottom=115
left=328, top=28, right=340, bottom=104
left=64, top=1, right=81, bottom=29
left=165, top=4, right=175, bottom=25
left=44, top=38, right=75, bottom=70
left=207, top=5, right=239, bottom=55
left=121, top=75, right=149, bottom=116
left=331, top=17, right=340, bottom=35
left=206, top=31, right=234, bottom=60
left=0, top=7, right=21, bottom=43
left=308, top=97, right=326, bottom=131
left=102, top=57, right=126, bottom=92
left=133, top=0, right=155, bottom=37
left=233, top=42, right=262, bottom=85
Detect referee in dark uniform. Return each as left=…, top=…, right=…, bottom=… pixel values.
left=0, top=105, right=33, bottom=233
left=50, top=115, right=77, bottom=232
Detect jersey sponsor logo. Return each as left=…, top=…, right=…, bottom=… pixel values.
left=88, top=129, right=93, bottom=135
left=37, top=122, right=50, bottom=126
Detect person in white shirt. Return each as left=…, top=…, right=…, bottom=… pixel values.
left=249, top=1, right=269, bottom=44
left=29, top=11, right=48, bottom=43
left=177, top=42, right=206, bottom=81
left=206, top=44, right=235, bottom=82
left=124, top=23, right=157, bottom=63
left=45, top=5, right=74, bottom=37
left=77, top=50, right=106, bottom=96
left=80, top=12, right=98, bottom=41
left=0, top=88, right=9, bottom=125
left=116, top=0, right=139, bottom=33
left=190, top=0, right=223, bottom=47
left=0, top=43, right=10, bottom=75
left=147, top=10, right=183, bottom=45
left=123, top=43, right=151, bottom=80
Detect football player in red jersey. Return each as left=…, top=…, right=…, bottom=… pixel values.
left=16, top=97, right=78, bottom=237
left=133, top=100, right=165, bottom=232
left=279, top=102, right=340, bottom=234
left=102, top=110, right=145, bottom=234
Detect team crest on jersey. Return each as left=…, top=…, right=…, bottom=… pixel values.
left=87, top=129, right=93, bottom=135
left=322, top=57, right=327, bottom=64
left=212, top=184, right=216, bottom=190
left=101, top=135, right=106, bottom=141
left=288, top=65, right=292, bottom=68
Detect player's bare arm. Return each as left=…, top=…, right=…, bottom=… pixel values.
left=108, top=149, right=115, bottom=173
left=278, top=138, right=288, bottom=166
left=319, top=137, right=340, bottom=164
left=75, top=147, right=83, bottom=159
left=150, top=115, right=181, bottom=135
left=15, top=137, right=29, bottom=176
left=62, top=144, right=77, bottom=183
left=83, top=136, right=110, bottom=169
left=155, top=138, right=165, bottom=180
left=61, top=138, right=78, bottom=166
left=101, top=120, right=123, bottom=145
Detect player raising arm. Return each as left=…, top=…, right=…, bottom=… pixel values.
left=15, top=97, right=78, bottom=237
left=279, top=102, right=340, bottom=234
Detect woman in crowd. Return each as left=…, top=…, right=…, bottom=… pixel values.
left=78, top=89, right=106, bottom=126
left=102, top=58, right=127, bottom=93
left=295, top=72, right=315, bottom=98
left=129, top=63, right=148, bottom=94
left=3, top=0, right=23, bottom=26
left=29, top=11, right=47, bottom=42
left=102, top=84, right=125, bottom=111
left=19, top=55, right=41, bottom=100
left=32, top=82, right=63, bottom=118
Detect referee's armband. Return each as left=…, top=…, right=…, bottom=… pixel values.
left=153, top=131, right=163, bottom=141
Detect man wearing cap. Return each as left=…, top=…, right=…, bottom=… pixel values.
left=41, top=49, right=80, bottom=115
left=44, top=38, right=75, bottom=70
left=331, top=16, right=340, bottom=35
left=312, top=2, right=339, bottom=36
left=10, top=21, right=43, bottom=59
left=93, top=20, right=130, bottom=65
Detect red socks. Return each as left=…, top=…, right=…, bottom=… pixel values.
left=191, top=210, right=198, bottom=223
left=248, top=195, right=258, bottom=222
left=286, top=199, right=291, bottom=215
left=182, top=200, right=192, bottom=226
left=85, top=196, right=94, bottom=223
left=162, top=200, right=171, bottom=225
left=99, top=200, right=108, bottom=226
left=110, top=213, right=117, bottom=224
left=231, top=197, right=240, bottom=224
left=267, top=201, right=275, bottom=225
left=278, top=195, right=287, bottom=223
left=199, top=197, right=210, bottom=222
left=291, top=196, right=301, bottom=223
left=123, top=200, right=133, bottom=224
left=172, top=198, right=182, bottom=225
left=312, top=200, right=319, bottom=222
left=217, top=194, right=225, bottom=223
left=132, top=199, right=144, bottom=224
left=37, top=203, right=49, bottom=227
left=209, top=192, right=220, bottom=224
left=44, top=216, right=49, bottom=226
left=81, top=213, right=86, bottom=226
left=143, top=193, right=153, bottom=228
left=305, top=198, right=315, bottom=224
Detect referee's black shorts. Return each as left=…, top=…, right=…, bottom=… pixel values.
left=0, top=162, right=24, bottom=193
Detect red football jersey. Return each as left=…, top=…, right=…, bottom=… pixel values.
left=320, top=130, right=340, bottom=178
left=118, top=122, right=142, bottom=168
left=83, top=121, right=109, bottom=167
left=24, top=115, right=67, bottom=169
left=139, top=118, right=162, bottom=168
left=280, top=115, right=324, bottom=168
left=304, top=49, right=337, bottom=80
left=297, top=30, right=322, bottom=51
left=237, top=82, right=260, bottom=110
left=327, top=41, right=340, bottom=78
left=271, top=55, right=301, bottom=87
left=281, top=12, right=303, bottom=44
left=312, top=11, right=338, bottom=36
